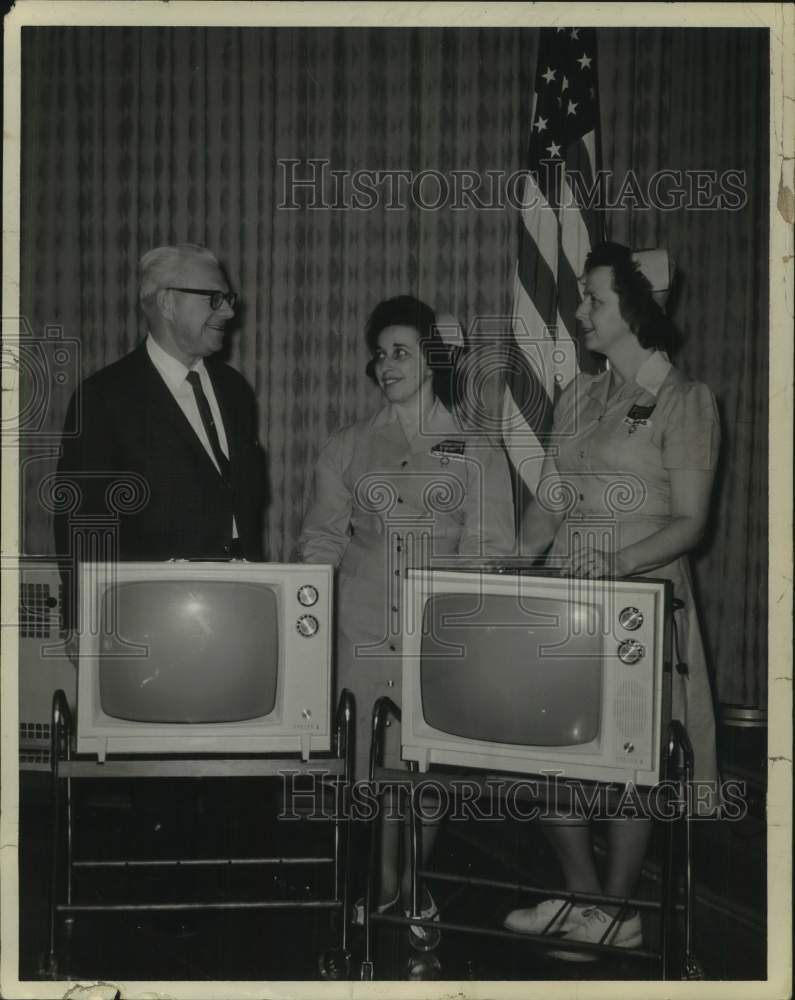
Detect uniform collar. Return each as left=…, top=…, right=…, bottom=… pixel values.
left=634, top=351, right=672, bottom=397
left=372, top=398, right=460, bottom=451
left=586, top=351, right=672, bottom=407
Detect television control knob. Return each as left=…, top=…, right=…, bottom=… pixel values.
left=619, top=606, right=644, bottom=631
left=297, top=585, right=319, bottom=607
left=623, top=741, right=635, bottom=754
left=296, top=614, right=319, bottom=637
left=618, top=640, right=645, bottom=664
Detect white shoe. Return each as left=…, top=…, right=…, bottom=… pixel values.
left=547, top=907, right=643, bottom=962
left=503, top=898, right=590, bottom=936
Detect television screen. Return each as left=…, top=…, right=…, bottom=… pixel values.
left=420, top=593, right=602, bottom=747
left=99, top=581, right=278, bottom=724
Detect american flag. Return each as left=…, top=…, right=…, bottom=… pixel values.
left=502, top=26, right=604, bottom=514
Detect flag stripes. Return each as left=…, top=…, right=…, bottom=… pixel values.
left=502, top=27, right=603, bottom=512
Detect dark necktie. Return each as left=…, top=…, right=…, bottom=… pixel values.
left=185, top=370, right=230, bottom=480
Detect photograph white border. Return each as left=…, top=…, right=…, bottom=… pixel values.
left=2, top=3, right=791, bottom=998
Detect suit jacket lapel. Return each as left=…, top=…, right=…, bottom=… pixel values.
left=136, top=345, right=225, bottom=479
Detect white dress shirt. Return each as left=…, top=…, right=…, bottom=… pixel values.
left=146, top=335, right=238, bottom=537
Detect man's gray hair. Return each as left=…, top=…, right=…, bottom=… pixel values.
left=139, top=244, right=220, bottom=307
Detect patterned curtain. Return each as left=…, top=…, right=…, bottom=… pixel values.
left=20, top=26, right=536, bottom=555
left=19, top=26, right=767, bottom=707
left=599, top=28, right=769, bottom=707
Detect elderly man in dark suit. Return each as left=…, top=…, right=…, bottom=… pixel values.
left=56, top=244, right=267, bottom=620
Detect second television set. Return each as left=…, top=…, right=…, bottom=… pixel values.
left=399, top=565, right=673, bottom=787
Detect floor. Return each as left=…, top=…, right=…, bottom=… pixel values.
left=17, top=752, right=766, bottom=985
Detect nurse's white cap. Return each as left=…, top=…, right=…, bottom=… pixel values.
left=633, top=248, right=675, bottom=309
left=433, top=312, right=465, bottom=348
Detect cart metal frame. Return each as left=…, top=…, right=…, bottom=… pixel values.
left=44, top=687, right=356, bottom=980
left=360, top=696, right=703, bottom=980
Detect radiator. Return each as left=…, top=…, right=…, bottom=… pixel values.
left=16, top=559, right=77, bottom=770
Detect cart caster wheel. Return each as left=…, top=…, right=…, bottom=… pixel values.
left=466, top=958, right=483, bottom=980
left=40, top=952, right=59, bottom=979
left=682, top=956, right=704, bottom=980
left=319, top=947, right=350, bottom=980
left=407, top=952, right=442, bottom=980
left=407, top=925, right=441, bottom=952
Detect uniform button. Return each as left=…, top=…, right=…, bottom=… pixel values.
left=391, top=606, right=398, bottom=613
left=396, top=546, right=402, bottom=552
left=401, top=460, right=408, bottom=467
left=397, top=497, right=404, bottom=503
left=394, top=569, right=400, bottom=576
left=389, top=645, right=396, bottom=652
left=579, top=493, right=584, bottom=501
left=387, top=679, right=395, bottom=687
left=222, top=544, right=230, bottom=554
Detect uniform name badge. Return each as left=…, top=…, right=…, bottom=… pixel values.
left=623, top=403, right=655, bottom=435
left=430, top=439, right=466, bottom=465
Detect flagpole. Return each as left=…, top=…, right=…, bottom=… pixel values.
left=593, top=27, right=609, bottom=245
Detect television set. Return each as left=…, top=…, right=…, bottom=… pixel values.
left=75, top=561, right=333, bottom=761
left=400, top=565, right=672, bottom=786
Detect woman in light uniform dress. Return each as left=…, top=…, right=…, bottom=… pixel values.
left=504, top=242, right=720, bottom=960
left=298, top=295, right=515, bottom=926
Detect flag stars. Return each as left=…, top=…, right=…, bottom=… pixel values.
left=542, top=66, right=556, bottom=84
left=570, top=28, right=580, bottom=40
left=567, top=100, right=578, bottom=116
left=546, top=140, right=562, bottom=158
left=577, top=52, right=593, bottom=70
left=561, top=75, right=569, bottom=92
left=533, top=115, right=548, bottom=132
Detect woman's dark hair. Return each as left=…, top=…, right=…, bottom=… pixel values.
left=364, top=295, right=457, bottom=409
left=584, top=241, right=681, bottom=354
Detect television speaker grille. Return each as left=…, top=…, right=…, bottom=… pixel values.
left=614, top=679, right=649, bottom=741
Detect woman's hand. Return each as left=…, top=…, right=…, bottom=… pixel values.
left=562, top=537, right=627, bottom=579
left=560, top=467, right=715, bottom=579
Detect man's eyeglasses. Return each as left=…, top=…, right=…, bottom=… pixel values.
left=167, top=287, right=238, bottom=310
